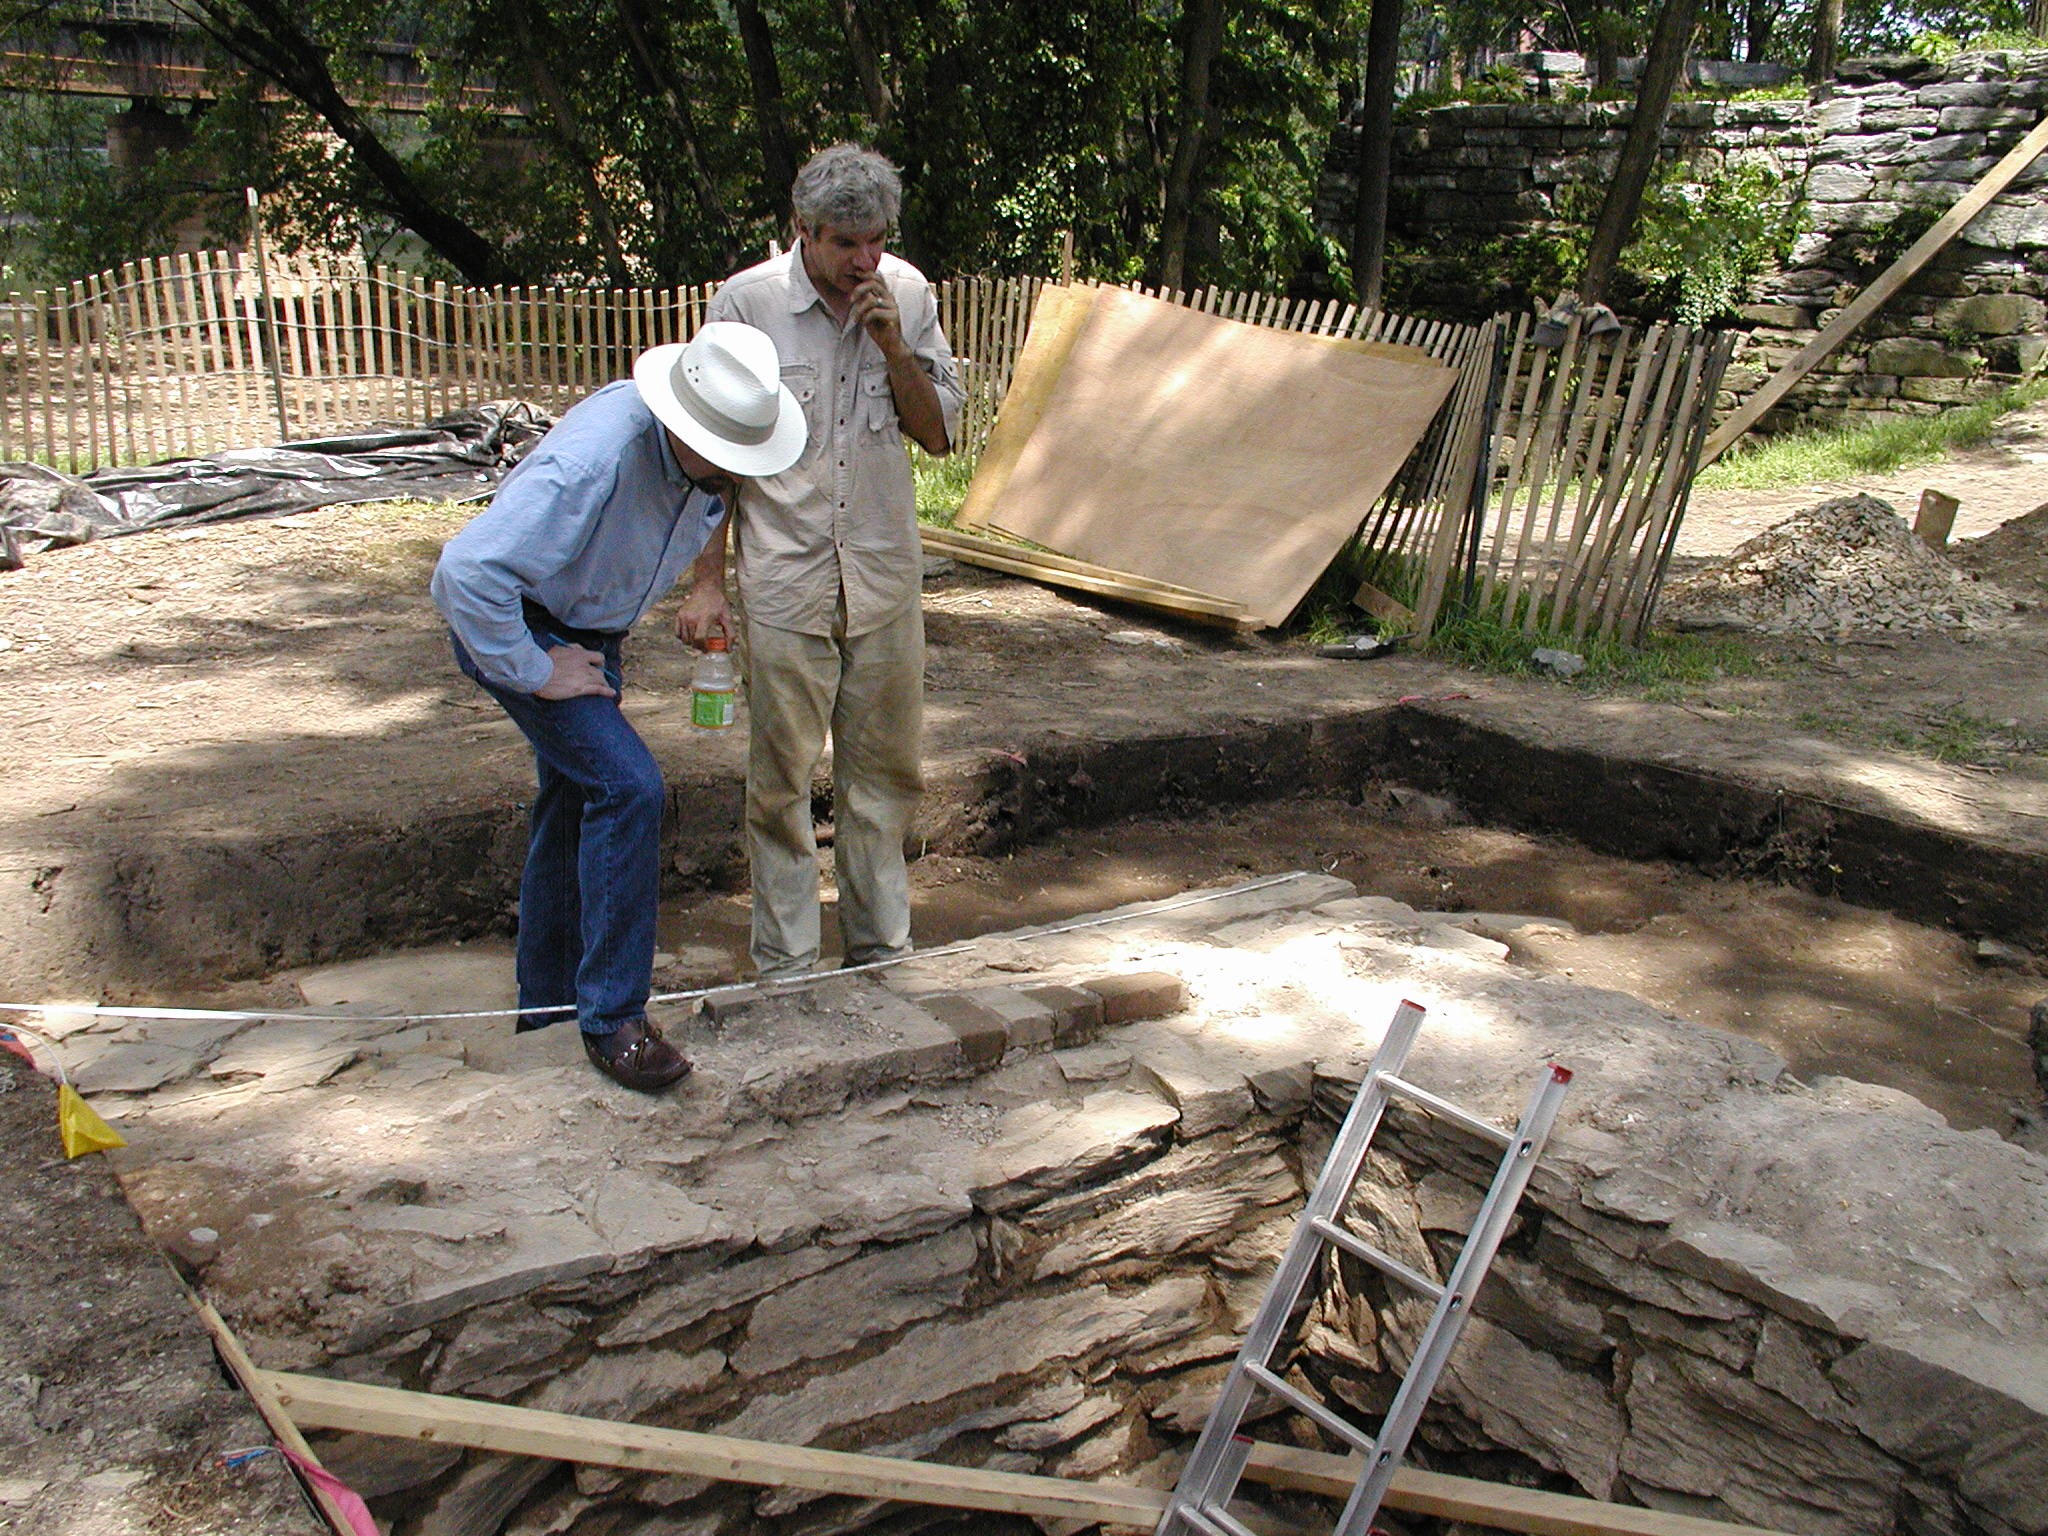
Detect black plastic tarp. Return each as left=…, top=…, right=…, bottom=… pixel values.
left=0, top=401, right=552, bottom=568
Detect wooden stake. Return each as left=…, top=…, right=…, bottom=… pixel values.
left=1913, top=487, right=1960, bottom=548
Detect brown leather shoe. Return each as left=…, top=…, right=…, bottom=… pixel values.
left=582, top=1018, right=691, bottom=1092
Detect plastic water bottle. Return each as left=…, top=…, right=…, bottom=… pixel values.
left=691, top=636, right=737, bottom=730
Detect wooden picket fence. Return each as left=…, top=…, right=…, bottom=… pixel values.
left=0, top=251, right=1726, bottom=639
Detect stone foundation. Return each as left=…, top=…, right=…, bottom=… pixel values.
left=83, top=875, right=2048, bottom=1535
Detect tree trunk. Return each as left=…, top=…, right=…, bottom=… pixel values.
left=2034, top=0, right=2048, bottom=39
left=1349, top=0, right=1403, bottom=308
left=177, top=0, right=517, bottom=285
left=1578, top=0, right=1697, bottom=305
left=731, top=0, right=799, bottom=231
left=836, top=0, right=895, bottom=128
left=1591, top=9, right=1620, bottom=89
left=1159, top=0, right=1227, bottom=291
left=506, top=4, right=631, bottom=284
left=1745, top=0, right=1773, bottom=63
left=615, top=0, right=740, bottom=271
left=1806, top=0, right=1842, bottom=88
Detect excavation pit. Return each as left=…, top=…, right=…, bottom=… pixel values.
left=6, top=503, right=2046, bottom=1534
left=69, top=869, right=2048, bottom=1536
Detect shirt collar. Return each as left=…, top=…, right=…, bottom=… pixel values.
left=651, top=417, right=726, bottom=503
left=787, top=243, right=825, bottom=315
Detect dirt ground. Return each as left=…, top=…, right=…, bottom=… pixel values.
left=1, top=408, right=2044, bottom=1133
left=1, top=404, right=2046, bottom=1535
left=0, top=1056, right=314, bottom=1533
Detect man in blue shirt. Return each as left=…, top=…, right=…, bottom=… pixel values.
left=433, top=323, right=805, bottom=1091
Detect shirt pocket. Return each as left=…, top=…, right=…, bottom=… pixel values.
left=860, top=368, right=900, bottom=436
left=781, top=362, right=824, bottom=457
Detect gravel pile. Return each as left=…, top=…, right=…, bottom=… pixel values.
left=1660, top=494, right=2020, bottom=637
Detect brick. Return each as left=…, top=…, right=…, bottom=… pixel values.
left=702, top=986, right=763, bottom=1025
left=956, top=986, right=1058, bottom=1051
left=919, top=993, right=1009, bottom=1069
left=1080, top=972, right=1187, bottom=1026
left=1022, top=984, right=1104, bottom=1041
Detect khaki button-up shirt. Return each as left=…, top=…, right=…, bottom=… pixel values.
left=706, top=247, right=965, bottom=638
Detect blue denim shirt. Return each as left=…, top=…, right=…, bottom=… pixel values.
left=432, top=380, right=726, bottom=693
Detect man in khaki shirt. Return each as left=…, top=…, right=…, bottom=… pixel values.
left=680, top=145, right=965, bottom=977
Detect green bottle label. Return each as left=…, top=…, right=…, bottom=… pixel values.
left=692, top=686, right=736, bottom=729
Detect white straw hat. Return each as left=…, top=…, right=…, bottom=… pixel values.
left=633, top=322, right=806, bottom=477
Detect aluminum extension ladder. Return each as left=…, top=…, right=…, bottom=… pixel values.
left=1157, top=999, right=1573, bottom=1536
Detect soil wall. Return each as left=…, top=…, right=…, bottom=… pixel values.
left=9, top=703, right=2043, bottom=998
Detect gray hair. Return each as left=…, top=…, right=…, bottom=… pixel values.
left=791, top=144, right=902, bottom=234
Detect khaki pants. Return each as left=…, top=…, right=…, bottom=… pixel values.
left=743, top=601, right=924, bottom=976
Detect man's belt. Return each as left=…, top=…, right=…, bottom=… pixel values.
left=521, top=597, right=627, bottom=649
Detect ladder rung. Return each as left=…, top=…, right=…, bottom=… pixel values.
left=1379, top=1073, right=1513, bottom=1147
left=1243, top=1362, right=1376, bottom=1455
left=1183, top=1503, right=1260, bottom=1536
left=1310, top=1217, right=1446, bottom=1302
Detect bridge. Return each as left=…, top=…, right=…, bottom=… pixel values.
left=0, top=2, right=517, bottom=116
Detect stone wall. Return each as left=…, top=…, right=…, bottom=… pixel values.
left=1325, top=51, right=2048, bottom=434
left=98, top=874, right=2048, bottom=1536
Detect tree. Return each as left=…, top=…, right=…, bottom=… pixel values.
left=1806, top=0, right=1841, bottom=87
left=1349, top=0, right=1402, bottom=306
left=1159, top=0, right=1228, bottom=288
left=1578, top=0, right=1698, bottom=305
left=169, top=0, right=521, bottom=285
left=730, top=0, right=799, bottom=231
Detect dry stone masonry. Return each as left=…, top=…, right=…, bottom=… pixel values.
left=1328, top=51, right=2048, bottom=433
left=71, top=874, right=2048, bottom=1536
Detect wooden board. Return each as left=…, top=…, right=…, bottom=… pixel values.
left=261, top=1369, right=1164, bottom=1529
left=259, top=1370, right=1800, bottom=1536
left=965, top=285, right=1457, bottom=627
left=920, top=524, right=1247, bottom=624
left=955, top=283, right=1094, bottom=531
left=1242, top=1442, right=1798, bottom=1536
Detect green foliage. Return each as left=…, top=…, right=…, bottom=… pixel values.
left=1720, top=81, right=1813, bottom=102
left=0, top=93, right=201, bottom=284
left=913, top=449, right=979, bottom=527
left=1698, top=376, right=2048, bottom=491
left=1618, top=158, right=1806, bottom=326
left=1422, top=600, right=1768, bottom=690
left=1909, top=24, right=2043, bottom=60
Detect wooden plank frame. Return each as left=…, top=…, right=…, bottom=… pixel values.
left=254, top=1367, right=1802, bottom=1536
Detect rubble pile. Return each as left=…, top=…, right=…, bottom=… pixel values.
left=1660, top=494, right=2019, bottom=637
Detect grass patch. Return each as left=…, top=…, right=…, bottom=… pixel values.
left=914, top=449, right=979, bottom=527
left=1422, top=603, right=1767, bottom=689
left=1798, top=705, right=2045, bottom=767
left=1698, top=377, right=2048, bottom=492
left=1877, top=709, right=2048, bottom=765
left=1286, top=547, right=1769, bottom=693
left=295, top=497, right=476, bottom=593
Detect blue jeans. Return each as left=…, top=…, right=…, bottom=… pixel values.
left=453, top=625, right=661, bottom=1037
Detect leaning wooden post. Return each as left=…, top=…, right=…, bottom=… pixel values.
left=1700, top=110, right=2048, bottom=467
left=245, top=188, right=291, bottom=442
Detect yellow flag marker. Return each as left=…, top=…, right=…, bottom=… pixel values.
left=58, top=1082, right=126, bottom=1157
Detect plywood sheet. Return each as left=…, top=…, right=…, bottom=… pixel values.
left=955, top=283, right=1093, bottom=531
left=975, top=285, right=1457, bottom=627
